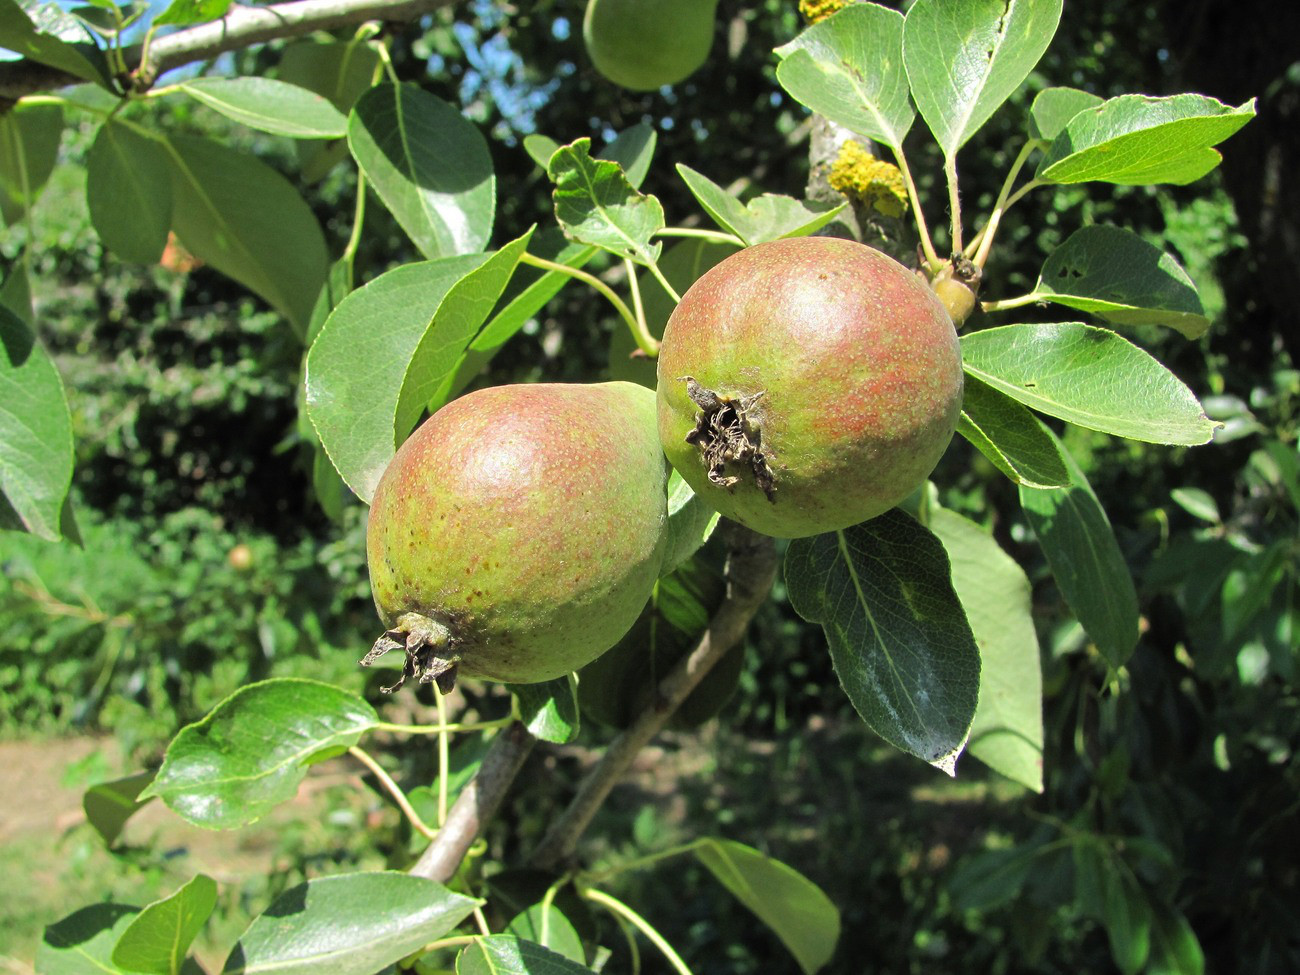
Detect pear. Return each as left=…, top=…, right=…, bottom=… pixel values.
left=365, top=382, right=670, bottom=690
left=656, top=236, right=963, bottom=539
left=583, top=0, right=719, bottom=91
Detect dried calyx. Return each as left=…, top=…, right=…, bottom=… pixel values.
left=361, top=612, right=459, bottom=694
left=680, top=376, right=776, bottom=501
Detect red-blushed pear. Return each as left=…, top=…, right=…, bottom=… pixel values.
left=656, top=236, right=963, bottom=539
left=364, top=382, right=670, bottom=691
left=582, top=0, right=719, bottom=92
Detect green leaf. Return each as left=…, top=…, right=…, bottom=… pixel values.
left=505, top=906, right=585, bottom=965
left=83, top=770, right=155, bottom=848
left=140, top=678, right=378, bottom=829
left=523, top=134, right=560, bottom=171
left=1170, top=486, right=1220, bottom=523
left=1020, top=430, right=1139, bottom=667
left=456, top=936, right=594, bottom=974
left=675, top=164, right=843, bottom=246
left=960, top=322, right=1217, bottom=444
left=37, top=904, right=138, bottom=975
left=1102, top=870, right=1151, bottom=975
left=1037, top=93, right=1256, bottom=185
left=1029, top=86, right=1104, bottom=141
left=693, top=838, right=840, bottom=975
left=305, top=231, right=531, bottom=503
left=166, top=134, right=327, bottom=335
left=1026, top=225, right=1209, bottom=338
left=926, top=507, right=1043, bottom=791
left=0, top=263, right=32, bottom=321
left=224, top=873, right=479, bottom=975
left=785, top=511, right=981, bottom=772
left=600, top=121, right=657, bottom=189
left=0, top=103, right=63, bottom=225
left=0, top=307, right=74, bottom=541
left=903, top=0, right=1062, bottom=157
left=0, top=0, right=108, bottom=84
left=1148, top=903, right=1204, bottom=975
left=154, top=0, right=229, bottom=27
left=660, top=471, right=721, bottom=577
left=773, top=2, right=913, bottom=149
left=510, top=677, right=580, bottom=744
left=86, top=119, right=172, bottom=264
left=179, top=78, right=349, bottom=139
left=348, top=82, right=495, bottom=259
left=957, top=374, right=1070, bottom=488
left=547, top=138, right=664, bottom=266
left=947, top=846, right=1038, bottom=913
left=112, top=874, right=217, bottom=975
left=277, top=39, right=380, bottom=112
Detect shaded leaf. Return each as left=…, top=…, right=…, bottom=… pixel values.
left=505, top=906, right=585, bottom=965
left=277, top=38, right=380, bottom=112
left=660, top=471, right=721, bottom=577
left=958, top=373, right=1070, bottom=488
left=785, top=511, right=981, bottom=772
left=140, top=678, right=378, bottom=829
left=1037, top=93, right=1256, bottom=185
left=224, top=873, right=478, bottom=975
left=1020, top=429, right=1139, bottom=667
left=1029, top=86, right=1104, bottom=141
left=83, top=770, right=155, bottom=848
left=86, top=119, right=171, bottom=264
left=774, top=2, right=913, bottom=148
left=947, top=846, right=1039, bottom=913
left=37, top=904, right=138, bottom=975
left=112, top=874, right=217, bottom=975
left=179, top=78, right=349, bottom=138
left=903, top=0, right=1063, bottom=156
left=926, top=507, right=1043, bottom=791
left=510, top=677, right=580, bottom=744
left=675, top=164, right=844, bottom=246
left=601, top=121, right=657, bottom=189
left=1029, top=225, right=1209, bottom=338
left=349, top=82, right=495, bottom=259
left=166, top=134, right=327, bottom=335
left=547, top=138, right=663, bottom=266
left=693, top=838, right=840, bottom=975
left=456, top=935, right=594, bottom=974
left=1102, top=870, right=1151, bottom=975
left=523, top=133, right=560, bottom=170
left=1148, top=902, right=1204, bottom=975
left=961, top=322, right=1217, bottom=444
left=0, top=102, right=63, bottom=224
left=0, top=307, right=74, bottom=541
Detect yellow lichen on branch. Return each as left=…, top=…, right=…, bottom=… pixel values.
left=798, top=0, right=859, bottom=24
left=829, top=142, right=908, bottom=218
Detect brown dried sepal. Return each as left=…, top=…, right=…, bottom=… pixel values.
left=361, top=611, right=460, bottom=694
left=680, top=376, right=776, bottom=501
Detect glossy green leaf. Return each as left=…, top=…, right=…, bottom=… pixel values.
left=0, top=0, right=107, bottom=83
left=926, top=507, right=1043, bottom=791
left=112, top=874, right=217, bottom=975
left=224, top=873, right=478, bottom=975
left=675, top=164, right=843, bottom=246
left=0, top=308, right=74, bottom=541
left=154, top=0, right=229, bottom=27
left=511, top=677, right=580, bottom=744
left=37, top=904, right=138, bottom=975
left=961, top=322, right=1217, bottom=444
left=785, top=511, right=981, bottom=772
left=305, top=231, right=530, bottom=502
left=140, top=678, right=378, bottom=829
left=958, top=374, right=1070, bottom=488
left=166, top=134, right=327, bottom=335
left=1029, top=86, right=1104, bottom=141
left=693, top=838, right=840, bottom=975
left=1020, top=430, right=1139, bottom=667
left=1148, top=903, right=1204, bottom=975
left=1027, top=225, right=1209, bottom=338
left=505, top=906, right=585, bottom=965
left=773, top=2, right=913, bottom=148
left=86, top=119, right=172, bottom=264
left=547, top=138, right=663, bottom=266
left=456, top=936, right=594, bottom=974
left=179, top=78, right=348, bottom=138
left=0, top=103, right=63, bottom=225
left=349, top=82, right=495, bottom=258
left=83, top=770, right=155, bottom=848
left=903, top=0, right=1062, bottom=156
left=1037, top=93, right=1256, bottom=185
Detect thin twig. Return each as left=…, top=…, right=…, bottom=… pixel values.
left=348, top=745, right=438, bottom=840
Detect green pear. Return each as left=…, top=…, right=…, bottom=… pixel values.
left=656, top=236, right=963, bottom=539
left=365, top=382, right=670, bottom=690
left=583, top=0, right=719, bottom=91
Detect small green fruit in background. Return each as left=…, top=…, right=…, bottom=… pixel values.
left=656, top=236, right=963, bottom=539
left=583, top=0, right=719, bottom=92
left=365, top=382, right=670, bottom=691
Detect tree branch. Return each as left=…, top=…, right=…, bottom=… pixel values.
left=0, top=0, right=462, bottom=100
left=408, top=719, right=536, bottom=884
left=528, top=524, right=778, bottom=872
